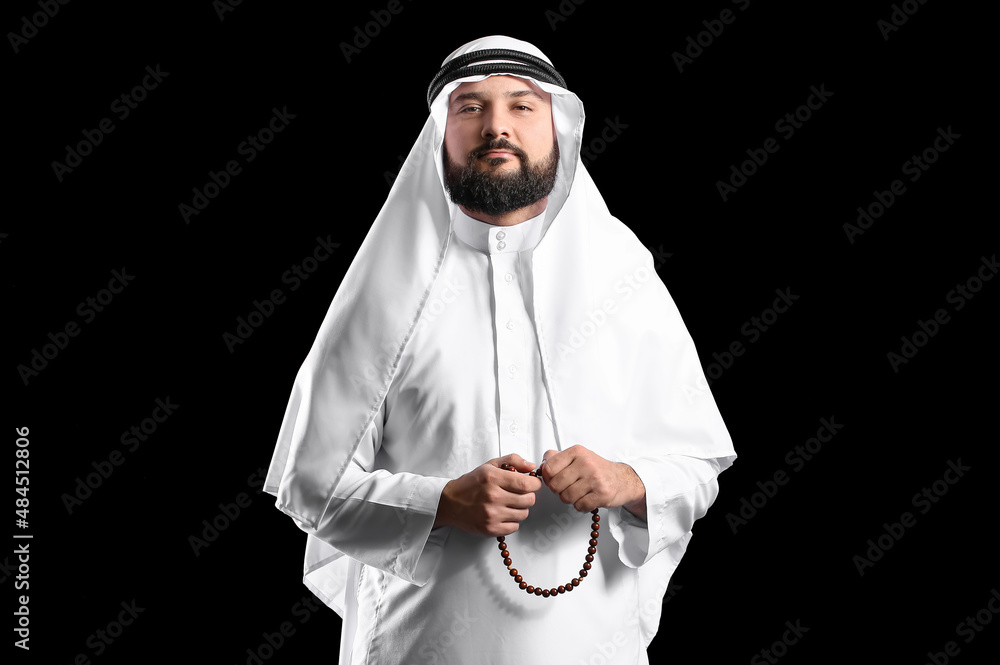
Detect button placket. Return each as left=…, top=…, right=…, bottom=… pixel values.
left=492, top=250, right=528, bottom=460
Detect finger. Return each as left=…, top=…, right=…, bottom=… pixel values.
left=572, top=494, right=601, bottom=513
left=501, top=491, right=536, bottom=510
left=556, top=479, right=589, bottom=508
left=507, top=453, right=537, bottom=473
left=545, top=458, right=584, bottom=494
left=539, top=449, right=570, bottom=481
left=496, top=470, right=543, bottom=494
left=494, top=506, right=532, bottom=536
left=495, top=519, right=526, bottom=536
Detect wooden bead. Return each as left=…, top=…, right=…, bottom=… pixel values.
left=588, top=547, right=596, bottom=554
left=542, top=589, right=550, bottom=597
left=534, top=587, right=542, bottom=596
left=565, top=583, right=574, bottom=591
left=503, top=557, right=512, bottom=566
left=528, top=471, right=537, bottom=477
left=509, top=568, right=518, bottom=577
left=585, top=554, right=594, bottom=562
left=551, top=588, right=559, bottom=596
left=589, top=538, right=598, bottom=547
left=497, top=536, right=505, bottom=542
left=591, top=530, right=600, bottom=538
left=558, top=586, right=566, bottom=594
left=501, top=549, right=509, bottom=557
left=592, top=514, right=601, bottom=522
left=498, top=542, right=507, bottom=550
left=579, top=570, right=588, bottom=577
left=515, top=575, right=523, bottom=583
left=526, top=586, right=535, bottom=594
left=519, top=581, right=527, bottom=589
left=592, top=522, right=600, bottom=530
left=571, top=578, right=580, bottom=586
left=583, top=562, right=592, bottom=570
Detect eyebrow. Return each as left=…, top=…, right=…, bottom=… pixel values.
left=451, top=89, right=547, bottom=105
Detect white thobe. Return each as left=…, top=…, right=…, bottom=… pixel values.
left=313, top=208, right=722, bottom=665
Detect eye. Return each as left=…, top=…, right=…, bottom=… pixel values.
left=458, top=105, right=482, bottom=114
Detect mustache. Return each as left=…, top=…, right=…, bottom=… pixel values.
left=472, top=139, right=527, bottom=161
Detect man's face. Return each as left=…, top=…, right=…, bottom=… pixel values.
left=442, top=75, right=558, bottom=217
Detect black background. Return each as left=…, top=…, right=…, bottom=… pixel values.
left=5, top=0, right=995, bottom=663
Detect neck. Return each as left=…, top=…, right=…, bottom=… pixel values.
left=459, top=197, right=548, bottom=227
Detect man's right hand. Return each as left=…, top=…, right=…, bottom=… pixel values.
left=433, top=453, right=543, bottom=536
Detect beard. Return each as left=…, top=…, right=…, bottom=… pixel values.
left=442, top=138, right=559, bottom=217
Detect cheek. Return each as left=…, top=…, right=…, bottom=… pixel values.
left=445, top=127, right=478, bottom=158
left=524, top=131, right=555, bottom=160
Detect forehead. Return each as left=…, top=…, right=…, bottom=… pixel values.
left=448, top=75, right=551, bottom=105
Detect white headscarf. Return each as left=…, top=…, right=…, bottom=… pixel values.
left=265, top=34, right=735, bottom=616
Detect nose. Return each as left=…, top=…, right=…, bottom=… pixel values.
left=480, top=107, right=511, bottom=140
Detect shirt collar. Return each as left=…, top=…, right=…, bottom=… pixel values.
left=452, top=207, right=547, bottom=255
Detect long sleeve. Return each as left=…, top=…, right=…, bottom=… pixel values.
left=607, top=455, right=722, bottom=568
left=291, top=399, right=453, bottom=587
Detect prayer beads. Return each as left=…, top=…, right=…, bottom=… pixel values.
left=497, top=462, right=600, bottom=598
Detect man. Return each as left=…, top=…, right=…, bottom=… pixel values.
left=265, top=36, right=736, bottom=664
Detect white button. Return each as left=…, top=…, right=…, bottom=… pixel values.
left=497, top=241, right=506, bottom=250
left=508, top=364, right=517, bottom=374
left=496, top=230, right=506, bottom=240
left=506, top=320, right=515, bottom=330
left=509, top=422, right=519, bottom=433
left=504, top=273, right=513, bottom=283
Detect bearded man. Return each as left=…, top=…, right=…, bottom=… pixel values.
left=265, top=35, right=736, bottom=665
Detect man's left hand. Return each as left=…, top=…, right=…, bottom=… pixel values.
left=540, top=445, right=647, bottom=518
